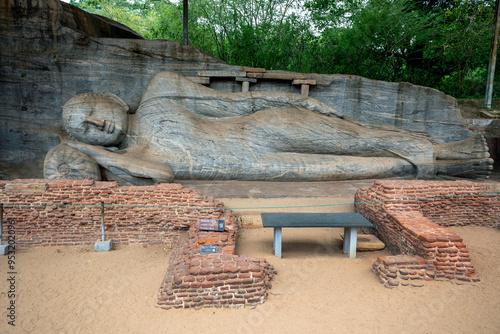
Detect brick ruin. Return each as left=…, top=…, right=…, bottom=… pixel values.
left=0, top=179, right=275, bottom=309
left=2, top=177, right=497, bottom=302
left=355, top=180, right=500, bottom=288
left=157, top=218, right=276, bottom=309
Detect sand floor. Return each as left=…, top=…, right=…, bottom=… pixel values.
left=1, top=225, right=499, bottom=333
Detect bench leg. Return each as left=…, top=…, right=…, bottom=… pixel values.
left=343, top=227, right=357, bottom=259
left=273, top=227, right=282, bottom=258
left=343, top=228, right=349, bottom=254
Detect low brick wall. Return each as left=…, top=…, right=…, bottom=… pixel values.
left=157, top=212, right=276, bottom=309
left=372, top=255, right=433, bottom=288
left=0, top=179, right=276, bottom=308
left=355, top=180, right=500, bottom=287
left=0, top=179, right=224, bottom=248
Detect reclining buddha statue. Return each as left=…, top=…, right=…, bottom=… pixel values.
left=44, top=71, right=493, bottom=185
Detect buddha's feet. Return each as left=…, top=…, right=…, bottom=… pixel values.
left=434, top=135, right=493, bottom=179
left=437, top=157, right=494, bottom=179
left=435, top=135, right=490, bottom=160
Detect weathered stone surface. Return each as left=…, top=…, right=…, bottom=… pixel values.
left=0, top=0, right=491, bottom=181
left=186, top=76, right=210, bottom=85
left=4, top=182, right=48, bottom=193
left=307, top=75, right=472, bottom=145
left=0, top=0, right=229, bottom=180
left=44, top=144, right=101, bottom=181
left=468, top=119, right=500, bottom=137
left=48, top=72, right=492, bottom=183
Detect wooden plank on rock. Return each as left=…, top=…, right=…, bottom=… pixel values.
left=235, top=77, right=258, bottom=83
left=198, top=70, right=246, bottom=77
left=292, top=79, right=316, bottom=85
left=247, top=72, right=307, bottom=80
left=240, top=66, right=266, bottom=73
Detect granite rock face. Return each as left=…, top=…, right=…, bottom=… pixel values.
left=1, top=0, right=481, bottom=181
left=0, top=0, right=228, bottom=179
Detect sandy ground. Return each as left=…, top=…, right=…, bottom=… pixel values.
left=1, top=225, right=499, bottom=334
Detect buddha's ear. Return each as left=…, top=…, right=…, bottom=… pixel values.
left=102, top=92, right=130, bottom=113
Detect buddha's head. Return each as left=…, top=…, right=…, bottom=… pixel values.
left=63, top=93, right=129, bottom=146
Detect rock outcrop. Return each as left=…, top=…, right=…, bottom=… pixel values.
left=0, top=0, right=228, bottom=179
left=1, top=0, right=477, bottom=180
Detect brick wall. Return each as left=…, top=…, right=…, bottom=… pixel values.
left=0, top=179, right=276, bottom=308
left=157, top=210, right=276, bottom=309
left=355, top=180, right=500, bottom=287
left=0, top=179, right=226, bottom=248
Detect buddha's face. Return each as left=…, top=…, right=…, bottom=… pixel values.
left=63, top=93, right=128, bottom=146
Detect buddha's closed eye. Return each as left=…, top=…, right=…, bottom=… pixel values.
left=85, top=116, right=115, bottom=134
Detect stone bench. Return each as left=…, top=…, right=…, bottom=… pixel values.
left=261, top=212, right=373, bottom=259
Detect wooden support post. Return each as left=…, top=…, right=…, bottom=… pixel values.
left=236, top=77, right=257, bottom=92
left=301, top=85, right=310, bottom=96
left=242, top=81, right=250, bottom=92
left=292, top=79, right=316, bottom=97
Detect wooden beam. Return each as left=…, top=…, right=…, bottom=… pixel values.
left=235, top=77, right=257, bottom=83
left=292, top=79, right=316, bottom=85
left=240, top=66, right=266, bottom=73
left=198, top=70, right=246, bottom=77
left=247, top=72, right=307, bottom=80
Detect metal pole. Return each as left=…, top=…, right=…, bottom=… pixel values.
left=101, top=201, right=105, bottom=242
left=485, top=0, right=500, bottom=109
left=183, top=0, right=188, bottom=45
left=0, top=203, right=3, bottom=242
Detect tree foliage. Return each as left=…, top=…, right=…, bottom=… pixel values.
left=431, top=0, right=495, bottom=97
left=70, top=0, right=498, bottom=99
left=189, top=0, right=314, bottom=70
left=308, top=0, right=436, bottom=82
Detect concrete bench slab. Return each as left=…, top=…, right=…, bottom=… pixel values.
left=261, top=213, right=373, bottom=259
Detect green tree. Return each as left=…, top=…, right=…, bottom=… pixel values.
left=190, top=0, right=314, bottom=71
left=69, top=0, right=183, bottom=40
left=428, top=1, right=495, bottom=97
left=305, top=0, right=497, bottom=98
left=307, top=0, right=436, bottom=82
left=304, top=0, right=366, bottom=30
